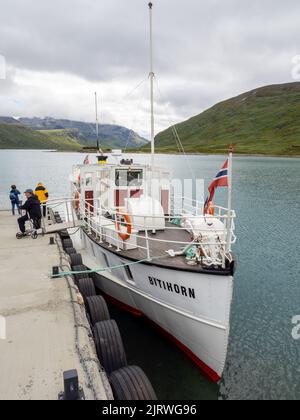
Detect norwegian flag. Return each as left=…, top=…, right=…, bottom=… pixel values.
left=204, top=159, right=228, bottom=213
left=83, top=154, right=90, bottom=165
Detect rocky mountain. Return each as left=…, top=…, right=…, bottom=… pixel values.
left=0, top=121, right=82, bottom=150
left=18, top=117, right=149, bottom=149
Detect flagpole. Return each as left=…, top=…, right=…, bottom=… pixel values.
left=226, top=144, right=233, bottom=254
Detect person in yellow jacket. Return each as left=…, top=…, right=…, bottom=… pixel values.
left=35, top=182, right=49, bottom=217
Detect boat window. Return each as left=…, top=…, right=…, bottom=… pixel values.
left=115, top=170, right=128, bottom=187
left=124, top=264, right=134, bottom=281
left=85, top=173, right=92, bottom=187
left=115, top=169, right=143, bottom=187
left=128, top=170, right=143, bottom=187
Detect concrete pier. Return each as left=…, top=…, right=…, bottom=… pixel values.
left=0, top=211, right=112, bottom=400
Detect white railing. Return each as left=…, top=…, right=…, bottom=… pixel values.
left=83, top=196, right=235, bottom=268
left=172, top=195, right=205, bottom=216
left=46, top=194, right=236, bottom=268
left=41, top=196, right=78, bottom=230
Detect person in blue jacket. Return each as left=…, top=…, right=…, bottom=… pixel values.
left=9, top=185, right=21, bottom=216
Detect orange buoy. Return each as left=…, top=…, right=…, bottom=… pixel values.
left=207, top=201, right=215, bottom=216
left=116, top=211, right=132, bottom=241
left=74, top=191, right=79, bottom=210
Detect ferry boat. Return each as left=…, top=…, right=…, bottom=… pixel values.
left=65, top=3, right=237, bottom=382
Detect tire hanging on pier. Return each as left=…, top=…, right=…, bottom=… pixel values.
left=59, top=230, right=70, bottom=240
left=93, top=320, right=127, bottom=374
left=78, top=277, right=96, bottom=300
left=65, top=247, right=77, bottom=256
left=86, top=295, right=110, bottom=325
left=109, top=366, right=157, bottom=401
left=70, top=253, right=83, bottom=267
left=63, top=238, right=73, bottom=249
left=72, top=265, right=89, bottom=283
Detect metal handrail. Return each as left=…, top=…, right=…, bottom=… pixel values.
left=82, top=199, right=236, bottom=266
left=48, top=195, right=236, bottom=267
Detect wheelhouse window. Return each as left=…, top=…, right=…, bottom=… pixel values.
left=85, top=173, right=92, bottom=187
left=115, top=169, right=143, bottom=187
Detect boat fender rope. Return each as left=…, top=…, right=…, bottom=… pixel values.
left=52, top=255, right=167, bottom=278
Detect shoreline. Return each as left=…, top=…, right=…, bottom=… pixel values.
left=0, top=148, right=299, bottom=159
left=125, top=150, right=300, bottom=159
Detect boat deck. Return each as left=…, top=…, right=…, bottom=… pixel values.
left=88, top=222, right=232, bottom=275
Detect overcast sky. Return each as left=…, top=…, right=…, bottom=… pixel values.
left=0, top=0, right=300, bottom=138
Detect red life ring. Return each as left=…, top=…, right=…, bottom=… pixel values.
left=116, top=211, right=132, bottom=241
left=204, top=200, right=215, bottom=216
left=206, top=201, right=215, bottom=216
left=74, top=191, right=79, bottom=210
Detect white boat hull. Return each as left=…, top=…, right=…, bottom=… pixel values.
left=72, top=229, right=234, bottom=381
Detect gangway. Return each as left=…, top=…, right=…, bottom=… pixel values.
left=38, top=198, right=83, bottom=235
left=41, top=219, right=83, bottom=235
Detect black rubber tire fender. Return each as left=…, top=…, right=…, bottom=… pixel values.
left=59, top=230, right=70, bottom=240
left=72, top=264, right=89, bottom=282
left=86, top=295, right=110, bottom=325
left=70, top=253, right=83, bottom=266
left=63, top=238, right=73, bottom=249
left=65, top=247, right=77, bottom=255
left=93, top=320, right=127, bottom=374
left=109, top=366, right=157, bottom=400
left=78, top=277, right=96, bottom=299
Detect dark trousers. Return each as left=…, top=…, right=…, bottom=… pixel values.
left=18, top=215, right=41, bottom=233
left=12, top=201, right=21, bottom=216
left=18, top=214, right=29, bottom=233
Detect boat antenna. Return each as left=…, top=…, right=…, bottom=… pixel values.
left=94, top=92, right=108, bottom=165
left=148, top=1, right=155, bottom=171
left=94, top=91, right=102, bottom=154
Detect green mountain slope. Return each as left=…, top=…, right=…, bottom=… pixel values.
left=143, top=82, right=300, bottom=156
left=18, top=117, right=149, bottom=148
left=0, top=123, right=82, bottom=150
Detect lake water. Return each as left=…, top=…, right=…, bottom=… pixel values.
left=0, top=150, right=299, bottom=400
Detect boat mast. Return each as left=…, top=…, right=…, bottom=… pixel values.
left=95, top=92, right=100, bottom=153
left=149, top=2, right=155, bottom=171
left=226, top=144, right=233, bottom=254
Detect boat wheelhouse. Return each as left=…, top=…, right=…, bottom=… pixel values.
left=71, top=160, right=172, bottom=215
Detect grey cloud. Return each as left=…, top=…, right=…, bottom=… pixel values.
left=0, top=0, right=300, bottom=134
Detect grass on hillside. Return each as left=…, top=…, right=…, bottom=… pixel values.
left=141, top=83, right=300, bottom=156
left=0, top=124, right=82, bottom=151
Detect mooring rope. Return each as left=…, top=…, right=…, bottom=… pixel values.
left=52, top=254, right=168, bottom=278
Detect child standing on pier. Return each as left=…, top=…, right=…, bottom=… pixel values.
left=9, top=185, right=21, bottom=216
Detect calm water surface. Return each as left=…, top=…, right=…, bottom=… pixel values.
left=0, top=150, right=299, bottom=400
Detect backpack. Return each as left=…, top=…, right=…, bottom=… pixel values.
left=9, top=192, right=16, bottom=202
